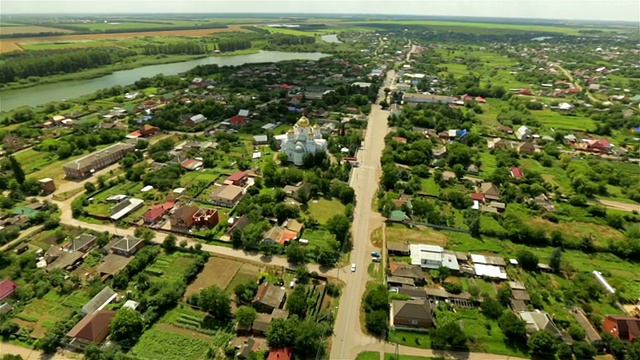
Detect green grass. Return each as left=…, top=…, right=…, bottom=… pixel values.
left=420, top=178, right=440, bottom=195
left=301, top=227, right=338, bottom=250
left=385, top=355, right=443, bottom=360
left=307, top=198, right=346, bottom=224
left=352, top=20, right=586, bottom=35
left=389, top=329, right=431, bottom=349
left=356, top=352, right=381, bottom=360
left=146, top=252, right=199, bottom=281
left=531, top=109, right=596, bottom=131
left=131, top=327, right=210, bottom=360
left=19, top=40, right=118, bottom=51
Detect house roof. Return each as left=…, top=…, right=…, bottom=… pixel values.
left=510, top=167, right=524, bottom=178
left=252, top=312, right=272, bottom=332
left=67, top=310, right=116, bottom=343
left=227, top=171, right=248, bottom=182
left=230, top=115, right=246, bottom=124
left=171, top=205, right=199, bottom=223
left=389, top=262, right=423, bottom=280
left=112, top=235, right=144, bottom=253
left=573, top=309, right=602, bottom=342
left=480, top=182, right=500, bottom=197
left=72, top=234, right=97, bottom=251
left=97, top=253, right=133, bottom=276
left=387, top=276, right=415, bottom=286
left=387, top=242, right=409, bottom=253
left=470, top=193, right=485, bottom=201
left=397, top=287, right=427, bottom=299
left=606, top=315, right=640, bottom=339
left=512, top=289, right=531, bottom=301
left=519, top=311, right=562, bottom=336
left=267, top=348, right=292, bottom=360
left=393, top=299, right=433, bottom=320
left=284, top=219, right=303, bottom=234
left=63, top=143, right=135, bottom=171
left=212, top=185, right=244, bottom=201
left=253, top=283, right=286, bottom=309
left=0, top=280, right=17, bottom=300
left=82, top=287, right=117, bottom=315
left=230, top=215, right=251, bottom=233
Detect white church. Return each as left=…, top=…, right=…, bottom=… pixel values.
left=280, top=116, right=328, bottom=166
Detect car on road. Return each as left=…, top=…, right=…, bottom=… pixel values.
left=371, top=251, right=380, bottom=258
left=371, top=257, right=380, bottom=263
left=351, top=263, right=356, bottom=272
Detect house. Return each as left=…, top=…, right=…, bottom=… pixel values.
left=283, top=219, right=303, bottom=236
left=3, top=136, right=26, bottom=150
left=184, top=114, right=207, bottom=127
left=603, top=315, right=640, bottom=341
left=388, top=210, right=409, bottom=223
left=66, top=310, right=116, bottom=347
left=111, top=235, right=145, bottom=257
left=0, top=280, right=17, bottom=301
left=235, top=338, right=261, bottom=359
left=517, top=88, right=533, bottom=96
left=558, top=102, right=574, bottom=111
left=170, top=205, right=199, bottom=230
left=63, top=143, right=136, bottom=179
left=534, top=194, right=556, bottom=212
left=253, top=135, right=269, bottom=145
left=110, top=198, right=144, bottom=221
left=487, top=138, right=507, bottom=150
left=193, top=208, right=219, bottom=228
left=392, top=137, right=407, bottom=144
left=391, top=299, right=434, bottom=329
left=519, top=311, right=563, bottom=338
left=228, top=215, right=251, bottom=234
left=431, top=146, right=448, bottom=159
left=180, top=158, right=204, bottom=171
left=69, top=234, right=97, bottom=253
left=139, top=124, right=159, bottom=137
left=387, top=276, right=415, bottom=287
left=267, top=348, right=292, bottom=360
left=496, top=125, right=514, bottom=134
left=253, top=283, right=287, bottom=313
left=211, top=185, right=245, bottom=207
left=515, top=126, right=532, bottom=141
left=467, top=164, right=479, bottom=174
left=0, top=303, right=14, bottom=314
left=387, top=242, right=410, bottom=256
left=479, top=182, right=500, bottom=201
left=81, top=287, right=117, bottom=315
left=230, top=116, right=247, bottom=128
left=97, top=254, right=133, bottom=277
left=510, top=167, right=524, bottom=179
left=389, top=262, right=424, bottom=284
left=39, top=178, right=56, bottom=194
left=225, top=171, right=248, bottom=186
left=517, top=142, right=536, bottom=155
left=282, top=183, right=311, bottom=201
left=409, top=244, right=460, bottom=271
left=142, top=200, right=176, bottom=224
left=403, top=93, right=456, bottom=105
left=471, top=193, right=485, bottom=202
left=251, top=312, right=272, bottom=334
left=586, top=138, right=613, bottom=153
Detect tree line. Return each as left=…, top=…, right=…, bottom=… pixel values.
left=142, top=42, right=208, bottom=55
left=216, top=39, right=252, bottom=52
left=268, top=34, right=316, bottom=46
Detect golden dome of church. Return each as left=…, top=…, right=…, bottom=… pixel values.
left=296, top=116, right=310, bottom=128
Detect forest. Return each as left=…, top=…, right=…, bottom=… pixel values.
left=142, top=42, right=208, bottom=55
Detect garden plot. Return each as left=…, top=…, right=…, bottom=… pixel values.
left=185, top=257, right=242, bottom=297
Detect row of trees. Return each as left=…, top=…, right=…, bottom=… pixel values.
left=142, top=43, right=208, bottom=55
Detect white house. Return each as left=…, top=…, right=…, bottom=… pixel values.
left=280, top=116, right=328, bottom=166
left=515, top=125, right=532, bottom=141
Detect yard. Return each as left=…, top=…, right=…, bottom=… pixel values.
left=226, top=263, right=261, bottom=292
left=385, top=224, right=449, bottom=247
left=531, top=109, right=596, bottom=131
left=146, top=252, right=199, bottom=282
left=185, top=256, right=242, bottom=297
left=306, top=198, right=346, bottom=224
left=300, top=227, right=338, bottom=250
left=14, top=290, right=89, bottom=339
left=131, top=327, right=211, bottom=360
left=356, top=352, right=381, bottom=360
left=84, top=181, right=147, bottom=216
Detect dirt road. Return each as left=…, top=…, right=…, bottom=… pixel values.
left=593, top=199, right=640, bottom=213
left=353, top=343, right=528, bottom=360
left=0, top=225, right=43, bottom=252
left=0, top=342, right=77, bottom=360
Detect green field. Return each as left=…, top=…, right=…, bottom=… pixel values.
left=146, top=252, right=199, bottom=281
left=531, top=109, right=596, bottom=130
left=132, top=327, right=210, bottom=360
left=301, top=228, right=338, bottom=250
left=356, top=352, right=381, bottom=360
left=307, top=198, right=346, bottom=224
left=352, top=20, right=587, bottom=35
left=19, top=40, right=119, bottom=51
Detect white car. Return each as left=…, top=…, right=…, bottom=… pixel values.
left=351, top=263, right=357, bottom=272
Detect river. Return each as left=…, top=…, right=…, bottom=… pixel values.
left=0, top=51, right=328, bottom=112
left=320, top=34, right=342, bottom=43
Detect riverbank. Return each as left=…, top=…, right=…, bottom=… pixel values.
left=0, top=54, right=207, bottom=92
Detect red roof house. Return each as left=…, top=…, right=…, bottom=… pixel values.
left=193, top=208, right=219, bottom=228
left=603, top=315, right=640, bottom=342
left=475, top=96, right=486, bottom=103
left=566, top=88, right=580, bottom=94
left=517, top=89, right=533, bottom=96
left=0, top=280, right=17, bottom=301
left=267, top=348, right=293, bottom=360
left=225, top=171, right=248, bottom=186
left=139, top=124, right=159, bottom=137
left=510, top=167, right=524, bottom=179
left=461, top=94, right=474, bottom=101
left=230, top=115, right=246, bottom=128
left=470, top=193, right=485, bottom=202
left=142, top=200, right=176, bottom=224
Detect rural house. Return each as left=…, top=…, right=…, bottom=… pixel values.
left=0, top=280, right=17, bottom=302
left=267, top=348, right=292, bottom=360
left=603, top=315, right=640, bottom=342
left=479, top=182, right=501, bottom=201
left=111, top=235, right=145, bottom=257
left=170, top=205, right=200, bottom=230
left=82, top=287, right=117, bottom=315
left=389, top=262, right=425, bottom=284
left=225, top=171, right=249, bottom=186
left=252, top=283, right=287, bottom=313
left=515, top=125, right=532, bottom=141
left=193, top=208, right=219, bottom=228
left=391, top=299, right=434, bottom=329
left=66, top=310, right=116, bottom=348
left=517, top=142, right=536, bottom=154
left=282, top=183, right=311, bottom=201
left=69, top=234, right=97, bottom=253
left=519, top=311, right=563, bottom=338
left=211, top=185, right=245, bottom=207
left=63, top=143, right=135, bottom=179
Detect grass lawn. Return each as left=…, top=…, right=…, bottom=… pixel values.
left=386, top=224, right=449, bottom=247
left=84, top=181, right=146, bottom=215
left=478, top=151, right=497, bottom=174
left=356, top=352, right=380, bottom=360
left=146, top=252, right=199, bottom=281
left=420, top=178, right=440, bottom=195
left=389, top=329, right=431, bottom=349
left=385, top=355, right=443, bottom=360
left=131, top=327, right=211, bottom=360
left=531, top=109, right=596, bottom=131
left=306, top=198, right=346, bottom=224
left=301, top=227, right=338, bottom=250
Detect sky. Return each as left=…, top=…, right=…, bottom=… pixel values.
left=1, top=0, right=638, bottom=22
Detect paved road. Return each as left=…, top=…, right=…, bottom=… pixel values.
left=330, top=68, right=394, bottom=360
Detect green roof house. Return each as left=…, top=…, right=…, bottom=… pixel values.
left=388, top=210, right=409, bottom=223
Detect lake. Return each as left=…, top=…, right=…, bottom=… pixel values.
left=320, top=34, right=342, bottom=43
left=0, top=51, right=328, bottom=112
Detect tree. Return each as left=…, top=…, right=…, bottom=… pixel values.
left=8, top=156, right=25, bottom=185
left=480, top=297, right=504, bottom=319
left=110, top=308, right=144, bottom=347
left=452, top=164, right=465, bottom=180
left=572, top=341, right=596, bottom=359
left=549, top=247, right=562, bottom=272
left=379, top=99, right=390, bottom=109
left=162, top=234, right=177, bottom=253
left=527, top=330, right=557, bottom=359
left=569, top=324, right=586, bottom=341
left=363, top=284, right=389, bottom=312
left=134, top=227, right=155, bottom=241
left=84, top=182, right=96, bottom=193
left=234, top=281, right=258, bottom=305
left=286, top=242, right=307, bottom=264
left=326, top=214, right=350, bottom=243
left=266, top=318, right=297, bottom=348
left=198, top=285, right=231, bottom=319
left=259, top=241, right=277, bottom=257
left=179, top=239, right=188, bottom=248
left=498, top=311, right=527, bottom=344
left=431, top=322, right=467, bottom=350
left=235, top=306, right=257, bottom=327
left=555, top=343, right=573, bottom=360
left=517, top=249, right=539, bottom=271
left=286, top=287, right=309, bottom=318
left=2, top=355, right=23, bottom=360
left=497, top=285, right=512, bottom=307
left=365, top=310, right=388, bottom=336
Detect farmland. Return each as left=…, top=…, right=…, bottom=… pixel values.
left=185, top=256, right=243, bottom=297
left=131, top=327, right=211, bottom=360
left=0, top=25, right=73, bottom=35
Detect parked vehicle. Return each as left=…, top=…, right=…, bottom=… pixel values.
left=351, top=263, right=357, bottom=272
left=372, top=257, right=380, bottom=263
left=371, top=251, right=380, bottom=258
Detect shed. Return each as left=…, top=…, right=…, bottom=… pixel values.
left=82, top=287, right=117, bottom=315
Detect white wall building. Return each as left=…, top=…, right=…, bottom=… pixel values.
left=280, top=116, right=328, bottom=166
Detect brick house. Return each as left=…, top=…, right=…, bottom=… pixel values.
left=193, top=208, right=219, bottom=228
left=139, top=124, right=159, bottom=137
left=63, top=143, right=135, bottom=179
left=603, top=315, right=640, bottom=341
left=230, top=115, right=246, bottom=128
left=170, top=205, right=199, bottom=230
left=391, top=299, right=434, bottom=329
left=110, top=235, right=145, bottom=257
left=225, top=171, right=248, bottom=186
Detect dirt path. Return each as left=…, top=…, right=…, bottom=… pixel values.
left=0, top=342, right=78, bottom=360
left=593, top=199, right=640, bottom=213
left=556, top=64, right=598, bottom=103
